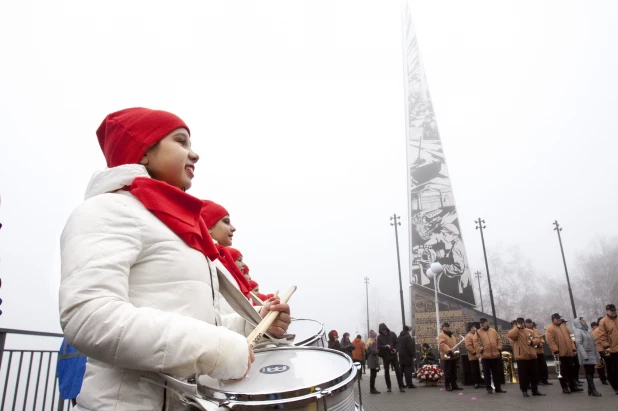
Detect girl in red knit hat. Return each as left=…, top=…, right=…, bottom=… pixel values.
left=58, top=108, right=290, bottom=410
left=227, top=248, right=276, bottom=304
left=227, top=247, right=247, bottom=274
left=200, top=201, right=253, bottom=298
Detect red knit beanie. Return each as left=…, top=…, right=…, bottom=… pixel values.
left=243, top=264, right=250, bottom=275
left=201, top=200, right=229, bottom=229
left=96, top=107, right=190, bottom=168
left=227, top=247, right=242, bottom=262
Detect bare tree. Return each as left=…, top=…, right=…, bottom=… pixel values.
left=573, top=236, right=618, bottom=322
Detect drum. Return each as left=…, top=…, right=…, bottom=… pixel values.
left=287, top=318, right=326, bottom=347
left=194, top=346, right=357, bottom=410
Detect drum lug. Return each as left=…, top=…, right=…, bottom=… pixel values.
left=319, top=387, right=333, bottom=396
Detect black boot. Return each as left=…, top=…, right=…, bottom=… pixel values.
left=451, top=383, right=462, bottom=390
left=370, top=388, right=381, bottom=394
left=522, top=390, right=530, bottom=397
left=445, top=382, right=452, bottom=392
left=486, top=387, right=493, bottom=394
left=562, top=386, right=572, bottom=394
left=570, top=385, right=584, bottom=392
left=532, top=390, right=546, bottom=396
left=586, top=374, right=602, bottom=397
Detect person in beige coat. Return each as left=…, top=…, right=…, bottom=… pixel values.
left=598, top=303, right=618, bottom=394
left=508, top=318, right=545, bottom=397
left=546, top=313, right=581, bottom=394
left=464, top=323, right=482, bottom=388
left=527, top=320, right=552, bottom=386
left=476, top=318, right=506, bottom=394
left=590, top=321, right=609, bottom=385
left=438, top=322, right=461, bottom=392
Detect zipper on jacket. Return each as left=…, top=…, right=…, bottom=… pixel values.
left=208, top=261, right=218, bottom=326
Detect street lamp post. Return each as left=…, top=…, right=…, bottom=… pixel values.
left=553, top=220, right=577, bottom=319
left=475, top=218, right=498, bottom=330
left=475, top=271, right=485, bottom=313
left=390, top=214, right=407, bottom=329
left=364, top=277, right=370, bottom=339
left=426, top=263, right=443, bottom=341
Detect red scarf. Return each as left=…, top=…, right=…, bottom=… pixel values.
left=127, top=177, right=219, bottom=261
left=217, top=245, right=252, bottom=297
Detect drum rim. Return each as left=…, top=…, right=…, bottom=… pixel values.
left=288, top=318, right=325, bottom=346
left=196, top=346, right=357, bottom=407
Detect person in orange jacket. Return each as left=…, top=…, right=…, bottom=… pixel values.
left=598, top=303, right=618, bottom=394
left=590, top=321, right=609, bottom=386
left=546, top=313, right=582, bottom=394
left=438, top=322, right=461, bottom=392
left=464, top=322, right=483, bottom=389
left=352, top=334, right=366, bottom=376
left=476, top=318, right=507, bottom=394
left=507, top=318, right=545, bottom=397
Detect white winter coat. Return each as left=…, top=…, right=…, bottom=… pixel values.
left=59, top=165, right=251, bottom=410
left=573, top=321, right=600, bottom=366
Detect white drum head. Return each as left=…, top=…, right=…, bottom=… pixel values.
left=197, top=347, right=356, bottom=407
left=199, top=347, right=350, bottom=394
left=287, top=319, right=325, bottom=346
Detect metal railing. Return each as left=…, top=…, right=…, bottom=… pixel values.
left=0, top=329, right=72, bottom=410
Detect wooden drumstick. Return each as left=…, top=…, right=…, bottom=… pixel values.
left=246, top=286, right=296, bottom=349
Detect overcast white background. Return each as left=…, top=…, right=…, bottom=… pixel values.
left=1, top=0, right=617, bottom=349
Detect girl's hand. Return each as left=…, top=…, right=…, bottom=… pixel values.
left=231, top=346, right=255, bottom=381
left=259, top=297, right=291, bottom=336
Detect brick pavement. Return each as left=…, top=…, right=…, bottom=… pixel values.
left=352, top=370, right=617, bottom=411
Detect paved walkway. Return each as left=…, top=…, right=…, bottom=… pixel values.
left=352, top=371, right=616, bottom=411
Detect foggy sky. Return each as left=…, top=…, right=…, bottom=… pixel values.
left=1, top=0, right=617, bottom=350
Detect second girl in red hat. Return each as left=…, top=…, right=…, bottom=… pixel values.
left=200, top=201, right=253, bottom=297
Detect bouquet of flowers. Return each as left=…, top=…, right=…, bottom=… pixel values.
left=416, top=364, right=443, bottom=382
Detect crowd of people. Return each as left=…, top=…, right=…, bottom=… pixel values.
left=327, top=302, right=618, bottom=401
left=328, top=323, right=418, bottom=394
left=441, top=303, right=618, bottom=399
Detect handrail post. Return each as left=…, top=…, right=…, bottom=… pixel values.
left=0, top=331, right=6, bottom=369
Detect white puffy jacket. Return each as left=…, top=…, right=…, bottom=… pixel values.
left=59, top=165, right=250, bottom=410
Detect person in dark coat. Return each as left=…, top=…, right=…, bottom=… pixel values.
left=377, top=323, right=405, bottom=393
left=328, top=330, right=341, bottom=351
left=420, top=343, right=436, bottom=365
left=398, top=325, right=417, bottom=388
left=340, top=332, right=355, bottom=359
